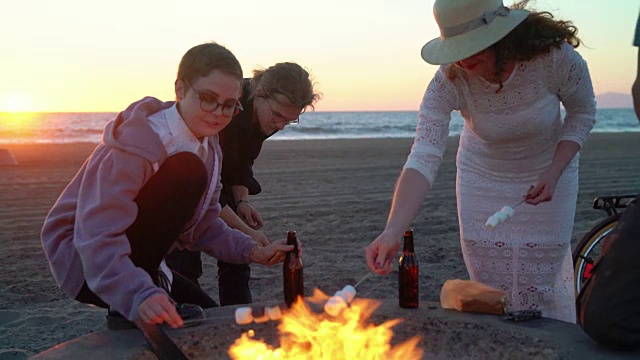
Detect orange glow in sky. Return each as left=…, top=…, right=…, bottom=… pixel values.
left=0, top=0, right=638, bottom=112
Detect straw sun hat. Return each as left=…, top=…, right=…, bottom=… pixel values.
left=421, top=0, right=530, bottom=65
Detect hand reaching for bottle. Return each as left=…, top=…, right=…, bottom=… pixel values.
left=365, top=230, right=401, bottom=275
left=249, top=239, right=301, bottom=266
left=249, top=229, right=271, bottom=247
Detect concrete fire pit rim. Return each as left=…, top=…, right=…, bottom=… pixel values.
left=31, top=299, right=638, bottom=359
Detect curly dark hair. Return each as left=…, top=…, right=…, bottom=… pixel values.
left=448, top=0, right=582, bottom=92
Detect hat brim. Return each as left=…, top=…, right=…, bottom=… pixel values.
left=421, top=9, right=529, bottom=65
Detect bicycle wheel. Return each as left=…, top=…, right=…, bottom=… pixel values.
left=572, top=215, right=618, bottom=296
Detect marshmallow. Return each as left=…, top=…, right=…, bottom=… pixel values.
left=324, top=296, right=347, bottom=317
left=252, top=307, right=269, bottom=323
left=485, top=204, right=517, bottom=231
left=494, top=211, right=508, bottom=222
left=485, top=215, right=500, bottom=230
left=341, top=285, right=356, bottom=303
left=235, top=307, right=253, bottom=325
left=500, top=206, right=515, bottom=217
left=265, top=306, right=282, bottom=321
left=334, top=290, right=349, bottom=303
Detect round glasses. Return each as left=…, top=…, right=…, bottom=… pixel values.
left=184, top=80, right=244, bottom=117
left=260, top=95, right=303, bottom=125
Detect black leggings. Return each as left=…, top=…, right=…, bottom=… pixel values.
left=75, top=152, right=217, bottom=309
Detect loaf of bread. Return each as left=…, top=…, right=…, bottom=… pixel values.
left=440, top=279, right=508, bottom=315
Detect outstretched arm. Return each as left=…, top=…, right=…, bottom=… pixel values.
left=232, top=185, right=264, bottom=229
left=365, top=169, right=431, bottom=274
left=365, top=67, right=457, bottom=275
left=220, top=204, right=270, bottom=246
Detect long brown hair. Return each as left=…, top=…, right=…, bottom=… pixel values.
left=249, top=62, right=322, bottom=110
left=448, top=0, right=582, bottom=92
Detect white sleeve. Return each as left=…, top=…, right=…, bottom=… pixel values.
left=553, top=43, right=596, bottom=148
left=403, top=67, right=458, bottom=187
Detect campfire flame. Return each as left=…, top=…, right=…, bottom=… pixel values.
left=228, top=289, right=423, bottom=359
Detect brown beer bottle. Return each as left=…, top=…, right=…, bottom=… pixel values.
left=283, top=230, right=304, bottom=307
left=399, top=229, right=419, bottom=308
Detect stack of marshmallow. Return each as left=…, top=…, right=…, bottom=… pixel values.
left=235, top=305, right=283, bottom=325
left=324, top=285, right=357, bottom=316
left=484, top=206, right=515, bottom=230
left=234, top=285, right=359, bottom=323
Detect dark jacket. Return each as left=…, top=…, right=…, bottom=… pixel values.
left=219, top=80, right=274, bottom=208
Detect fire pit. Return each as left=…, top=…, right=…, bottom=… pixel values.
left=33, top=297, right=636, bottom=359
left=128, top=296, right=618, bottom=360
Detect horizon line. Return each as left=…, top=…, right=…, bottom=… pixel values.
left=0, top=107, right=636, bottom=115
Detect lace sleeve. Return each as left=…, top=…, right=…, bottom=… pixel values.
left=553, top=43, right=596, bottom=148
left=403, top=67, right=458, bottom=187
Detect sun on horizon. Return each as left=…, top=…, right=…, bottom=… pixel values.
left=3, top=95, right=33, bottom=113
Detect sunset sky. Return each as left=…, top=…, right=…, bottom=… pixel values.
left=1, top=0, right=638, bottom=112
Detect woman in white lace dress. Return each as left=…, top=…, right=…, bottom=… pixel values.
left=365, top=0, right=595, bottom=323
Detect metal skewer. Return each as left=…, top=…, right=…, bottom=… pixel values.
left=181, top=273, right=377, bottom=328
left=180, top=315, right=236, bottom=327
left=353, top=272, right=372, bottom=289
left=511, top=198, right=526, bottom=209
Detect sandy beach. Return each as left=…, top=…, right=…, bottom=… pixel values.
left=1, top=133, right=640, bottom=357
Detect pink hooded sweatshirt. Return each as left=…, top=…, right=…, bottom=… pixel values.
left=41, top=97, right=256, bottom=320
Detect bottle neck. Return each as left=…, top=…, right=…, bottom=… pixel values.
left=287, top=231, right=298, bottom=254
left=403, top=233, right=414, bottom=252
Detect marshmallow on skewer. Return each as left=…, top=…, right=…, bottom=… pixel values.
left=334, top=290, right=349, bottom=303
left=494, top=211, right=508, bottom=222
left=324, top=296, right=348, bottom=316
left=500, top=206, right=515, bottom=217
left=265, top=306, right=282, bottom=321
left=341, top=285, right=356, bottom=303
left=485, top=215, right=500, bottom=230
left=235, top=307, right=253, bottom=325
left=252, top=307, right=269, bottom=323
left=485, top=204, right=518, bottom=231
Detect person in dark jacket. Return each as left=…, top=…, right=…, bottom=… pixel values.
left=577, top=14, right=640, bottom=350
left=40, top=43, right=295, bottom=329
left=166, top=62, right=321, bottom=305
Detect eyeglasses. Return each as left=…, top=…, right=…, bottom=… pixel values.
left=184, top=80, right=243, bottom=117
left=260, top=95, right=303, bottom=125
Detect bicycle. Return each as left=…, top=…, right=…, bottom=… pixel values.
left=572, top=194, right=638, bottom=296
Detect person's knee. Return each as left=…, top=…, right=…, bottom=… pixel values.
left=163, top=152, right=208, bottom=194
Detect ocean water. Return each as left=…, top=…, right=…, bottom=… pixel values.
left=0, top=108, right=637, bottom=144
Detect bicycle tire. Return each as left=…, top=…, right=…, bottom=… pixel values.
left=572, top=215, right=618, bottom=296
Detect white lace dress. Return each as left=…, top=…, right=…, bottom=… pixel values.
left=404, top=42, right=596, bottom=323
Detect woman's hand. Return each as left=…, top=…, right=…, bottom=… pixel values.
left=525, top=167, right=562, bottom=205
left=526, top=140, right=579, bottom=205
left=249, top=229, right=271, bottom=247
left=138, top=293, right=183, bottom=328
left=249, top=238, right=301, bottom=266
left=237, top=201, right=264, bottom=230
left=365, top=230, right=402, bottom=274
